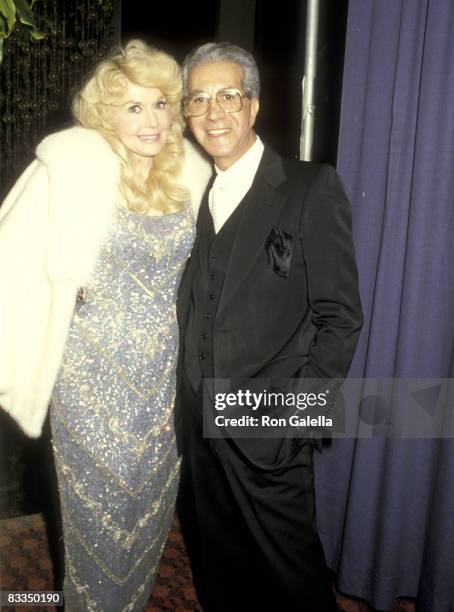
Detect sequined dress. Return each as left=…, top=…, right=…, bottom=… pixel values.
left=50, top=201, right=194, bottom=611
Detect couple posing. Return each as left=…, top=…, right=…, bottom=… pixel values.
left=0, top=38, right=362, bottom=611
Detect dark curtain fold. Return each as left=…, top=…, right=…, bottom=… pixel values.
left=314, top=1, right=454, bottom=610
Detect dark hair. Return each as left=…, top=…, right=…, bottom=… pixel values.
left=182, top=42, right=260, bottom=98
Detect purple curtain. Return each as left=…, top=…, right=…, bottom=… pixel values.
left=314, top=1, right=454, bottom=610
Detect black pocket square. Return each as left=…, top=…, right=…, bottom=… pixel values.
left=265, top=226, right=293, bottom=278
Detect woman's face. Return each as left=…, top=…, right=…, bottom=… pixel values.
left=112, top=80, right=172, bottom=166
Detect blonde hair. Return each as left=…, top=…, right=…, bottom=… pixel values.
left=73, top=39, right=188, bottom=215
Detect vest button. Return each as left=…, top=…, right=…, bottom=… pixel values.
left=204, top=313, right=213, bottom=319
left=200, top=332, right=208, bottom=339
left=209, top=273, right=217, bottom=280
left=208, top=293, right=215, bottom=300
left=199, top=353, right=208, bottom=360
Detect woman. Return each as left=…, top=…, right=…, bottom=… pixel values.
left=0, top=40, right=210, bottom=610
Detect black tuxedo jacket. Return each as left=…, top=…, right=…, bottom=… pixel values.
left=176, top=146, right=363, bottom=454
left=178, top=145, right=362, bottom=373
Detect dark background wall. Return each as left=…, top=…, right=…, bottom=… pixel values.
left=121, top=0, right=348, bottom=164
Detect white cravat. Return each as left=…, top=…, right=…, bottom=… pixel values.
left=209, top=136, right=264, bottom=233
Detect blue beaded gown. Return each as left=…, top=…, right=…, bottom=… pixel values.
left=50, top=200, right=194, bottom=611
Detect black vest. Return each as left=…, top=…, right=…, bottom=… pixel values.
left=183, top=192, right=248, bottom=391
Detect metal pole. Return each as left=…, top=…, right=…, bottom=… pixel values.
left=299, top=0, right=320, bottom=161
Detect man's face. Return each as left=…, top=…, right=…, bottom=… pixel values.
left=187, top=61, right=259, bottom=170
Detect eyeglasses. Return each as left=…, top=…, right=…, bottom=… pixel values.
left=184, top=88, right=247, bottom=117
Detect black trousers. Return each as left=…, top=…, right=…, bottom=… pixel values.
left=177, top=372, right=337, bottom=612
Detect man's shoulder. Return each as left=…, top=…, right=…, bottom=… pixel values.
left=261, top=145, right=333, bottom=186
left=280, top=155, right=335, bottom=183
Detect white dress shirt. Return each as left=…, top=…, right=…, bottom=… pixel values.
left=209, top=136, right=264, bottom=233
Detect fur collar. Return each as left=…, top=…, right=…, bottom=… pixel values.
left=36, top=126, right=212, bottom=285
left=36, top=126, right=121, bottom=284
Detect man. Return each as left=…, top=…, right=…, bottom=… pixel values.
left=176, top=42, right=363, bottom=611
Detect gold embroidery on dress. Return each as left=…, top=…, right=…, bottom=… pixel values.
left=53, top=444, right=179, bottom=550
left=65, top=515, right=169, bottom=612
left=108, top=251, right=180, bottom=301
left=52, top=409, right=177, bottom=497
left=52, top=391, right=176, bottom=461
left=71, top=319, right=177, bottom=401
left=51, top=202, right=194, bottom=609
left=62, top=504, right=168, bottom=585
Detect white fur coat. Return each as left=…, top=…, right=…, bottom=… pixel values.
left=0, top=126, right=211, bottom=438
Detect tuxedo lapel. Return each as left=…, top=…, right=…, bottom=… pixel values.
left=196, top=177, right=215, bottom=250
left=177, top=255, right=194, bottom=331
left=177, top=177, right=214, bottom=331
left=216, top=148, right=287, bottom=322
